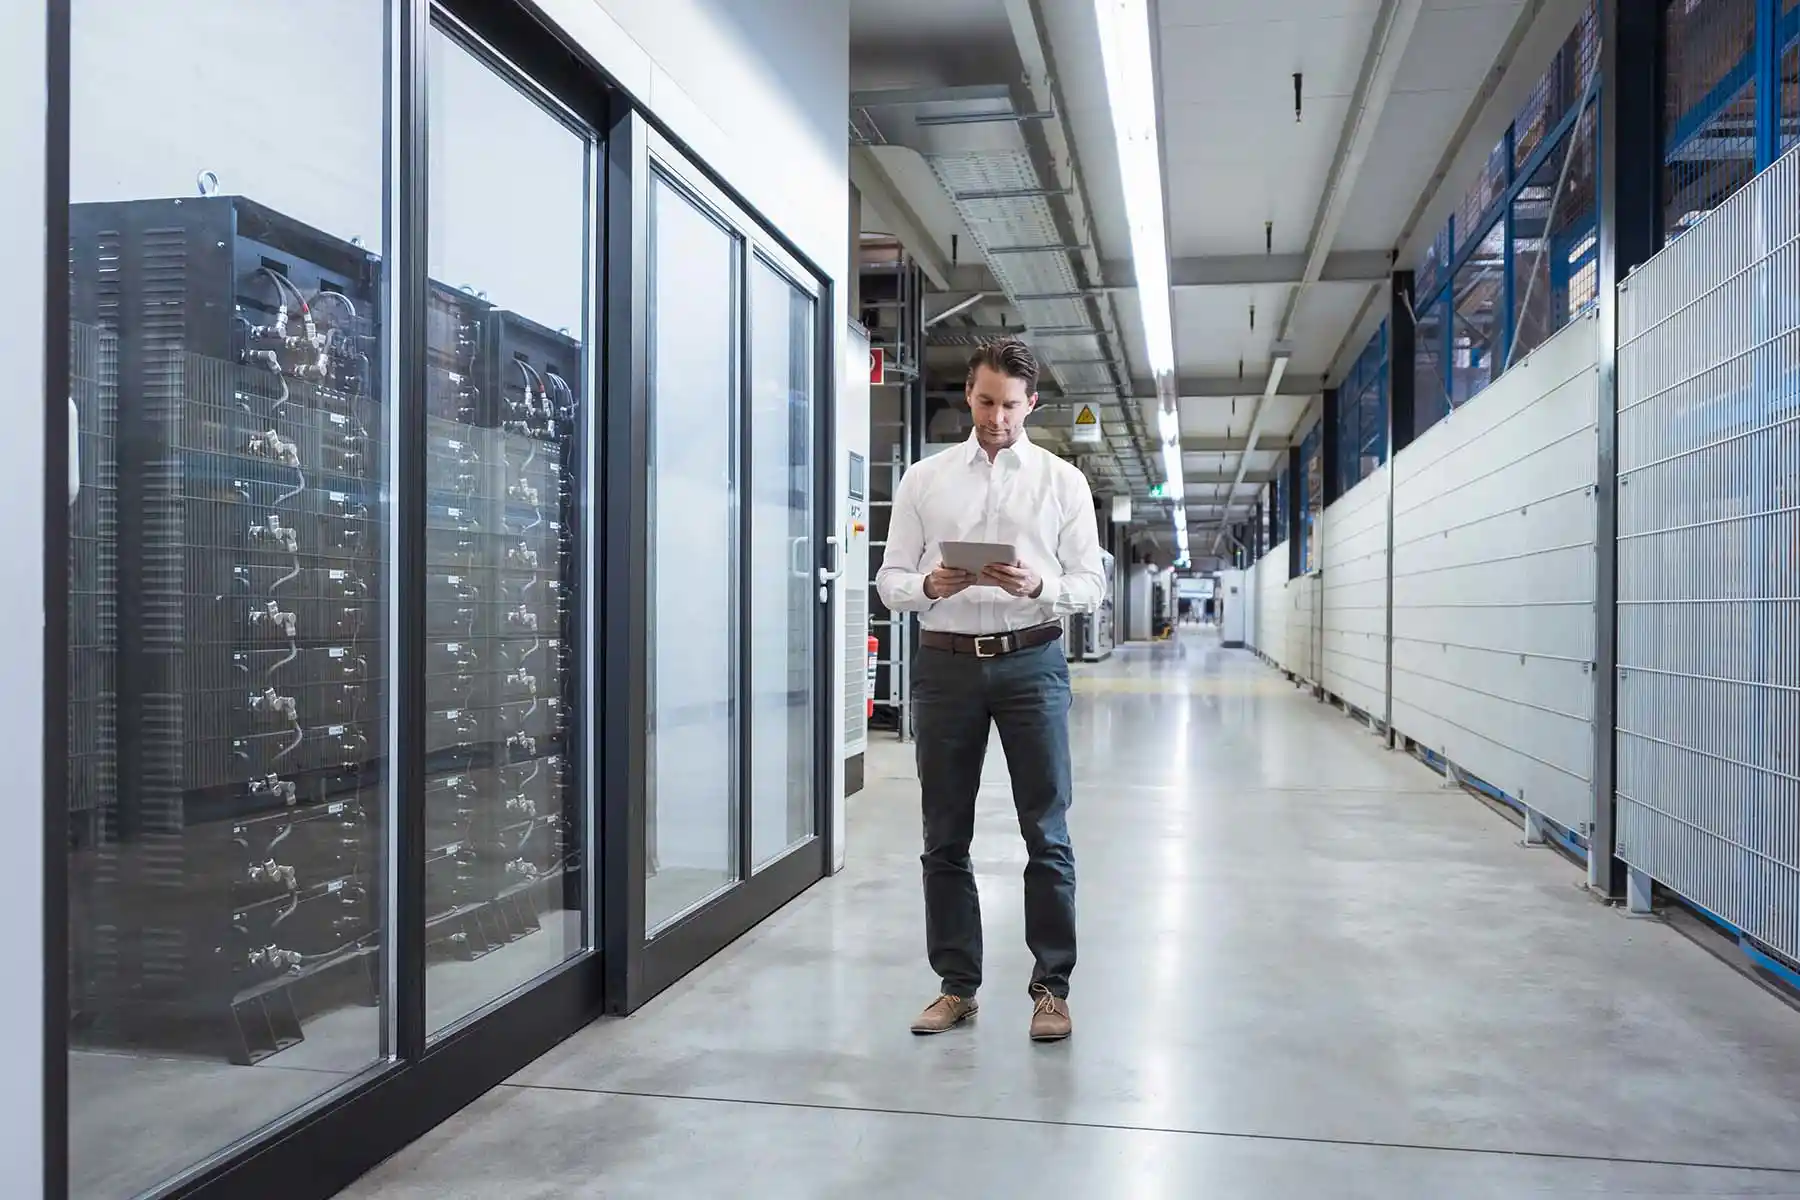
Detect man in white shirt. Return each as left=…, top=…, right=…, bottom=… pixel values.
left=876, top=338, right=1105, bottom=1043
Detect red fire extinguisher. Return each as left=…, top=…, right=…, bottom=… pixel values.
left=866, top=631, right=879, bottom=718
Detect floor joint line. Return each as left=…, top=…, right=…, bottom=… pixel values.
left=499, top=1081, right=1800, bottom=1177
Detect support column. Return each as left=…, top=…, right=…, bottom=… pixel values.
left=1387, top=271, right=1416, bottom=456
left=1754, top=0, right=1781, bottom=170
left=1381, top=273, right=1414, bottom=745
left=1593, top=0, right=1665, bottom=899
left=1322, top=386, right=1342, bottom=506
left=1287, top=446, right=1303, bottom=579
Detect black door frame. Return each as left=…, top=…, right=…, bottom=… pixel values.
left=603, top=113, right=837, bottom=1015
left=42, top=0, right=839, bottom=1194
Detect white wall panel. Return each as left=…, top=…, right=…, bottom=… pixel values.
left=1615, top=145, right=1800, bottom=958
left=1254, top=546, right=1289, bottom=668
left=1286, top=572, right=1323, bottom=685
left=1390, top=314, right=1599, bottom=833
left=1319, top=466, right=1389, bottom=716
left=1243, top=560, right=1260, bottom=652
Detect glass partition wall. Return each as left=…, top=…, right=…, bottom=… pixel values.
left=50, top=2, right=833, bottom=1197
left=65, top=1, right=396, bottom=1195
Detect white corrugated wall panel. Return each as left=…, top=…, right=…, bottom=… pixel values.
left=1244, top=559, right=1260, bottom=652
left=1256, top=545, right=1290, bottom=668
left=1390, top=314, right=1600, bottom=833
left=1286, top=572, right=1322, bottom=684
left=1320, top=466, right=1389, bottom=716
left=1615, top=144, right=1800, bottom=959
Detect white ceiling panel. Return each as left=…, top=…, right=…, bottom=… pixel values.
left=1395, top=1, right=1527, bottom=94
left=1172, top=284, right=1287, bottom=376
left=1332, top=92, right=1471, bottom=250
left=1243, top=393, right=1315, bottom=439
left=1286, top=281, right=1374, bottom=373
left=1163, top=95, right=1351, bottom=256
left=1159, top=13, right=1374, bottom=108
left=1179, top=396, right=1260, bottom=438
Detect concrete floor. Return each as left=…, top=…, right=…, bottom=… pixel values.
left=343, top=632, right=1800, bottom=1198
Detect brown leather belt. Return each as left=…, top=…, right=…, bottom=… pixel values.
left=920, top=622, right=1062, bottom=659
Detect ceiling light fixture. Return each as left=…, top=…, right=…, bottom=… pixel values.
left=1094, top=0, right=1174, bottom=381
left=1095, top=0, right=1183, bottom=562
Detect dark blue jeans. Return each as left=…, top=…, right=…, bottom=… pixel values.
left=912, top=640, right=1077, bottom=999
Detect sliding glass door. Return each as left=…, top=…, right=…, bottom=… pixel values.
left=747, top=259, right=819, bottom=873
left=644, top=174, right=742, bottom=933
left=625, top=126, right=831, bottom=1004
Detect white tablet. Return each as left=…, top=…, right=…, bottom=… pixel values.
left=939, top=540, right=1017, bottom=574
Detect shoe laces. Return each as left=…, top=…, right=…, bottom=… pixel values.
left=928, top=994, right=965, bottom=1016
left=1031, top=985, right=1065, bottom=1016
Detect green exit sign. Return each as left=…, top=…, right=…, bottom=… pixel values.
left=1147, top=483, right=1168, bottom=499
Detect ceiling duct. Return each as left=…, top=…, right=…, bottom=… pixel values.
left=851, top=84, right=1151, bottom=493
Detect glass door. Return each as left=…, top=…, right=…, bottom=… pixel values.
left=747, top=258, right=819, bottom=873
left=623, top=125, right=831, bottom=1007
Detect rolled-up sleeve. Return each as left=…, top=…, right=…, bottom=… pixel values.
left=876, top=467, right=935, bottom=613
left=1035, top=468, right=1105, bottom=616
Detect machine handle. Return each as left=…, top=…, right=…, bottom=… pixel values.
left=816, top=534, right=843, bottom=586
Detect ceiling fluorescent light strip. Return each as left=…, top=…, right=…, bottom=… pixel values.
left=1096, top=0, right=1180, bottom=529
left=1094, top=0, right=1174, bottom=383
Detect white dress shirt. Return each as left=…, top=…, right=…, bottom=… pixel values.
left=876, top=430, right=1106, bottom=635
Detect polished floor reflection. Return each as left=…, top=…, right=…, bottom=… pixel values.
left=343, top=630, right=1800, bottom=1197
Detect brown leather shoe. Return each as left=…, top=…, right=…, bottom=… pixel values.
left=1029, top=984, right=1071, bottom=1042
left=911, top=993, right=978, bottom=1035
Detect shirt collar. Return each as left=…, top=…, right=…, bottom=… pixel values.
left=964, top=429, right=1033, bottom=466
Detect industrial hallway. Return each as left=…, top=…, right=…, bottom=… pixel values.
left=342, top=632, right=1800, bottom=1198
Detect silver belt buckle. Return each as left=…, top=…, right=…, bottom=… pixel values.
left=973, top=634, right=1003, bottom=659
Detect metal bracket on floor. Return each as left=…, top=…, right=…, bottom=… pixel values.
left=1523, top=808, right=1550, bottom=848
left=1626, top=866, right=1655, bottom=916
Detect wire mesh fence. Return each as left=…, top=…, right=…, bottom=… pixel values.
left=1663, top=0, right=1761, bottom=242
left=1616, top=141, right=1800, bottom=960
left=1511, top=104, right=1600, bottom=362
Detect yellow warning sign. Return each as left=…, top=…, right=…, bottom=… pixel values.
left=1074, top=405, right=1098, bottom=425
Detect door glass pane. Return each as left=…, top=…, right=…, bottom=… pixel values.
left=748, top=262, right=816, bottom=870
left=423, top=25, right=591, bottom=1036
left=647, top=173, right=740, bottom=932
left=67, top=3, right=391, bottom=1195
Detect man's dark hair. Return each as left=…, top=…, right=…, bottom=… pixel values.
left=966, top=337, right=1039, bottom=394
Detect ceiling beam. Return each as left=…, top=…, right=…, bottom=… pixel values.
left=1129, top=374, right=1324, bottom=399
left=1176, top=471, right=1279, bottom=485
left=1179, top=435, right=1295, bottom=452
left=1103, top=251, right=1394, bottom=290
left=849, top=146, right=953, bottom=289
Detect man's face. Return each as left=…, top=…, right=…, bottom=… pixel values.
left=967, top=364, right=1037, bottom=452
